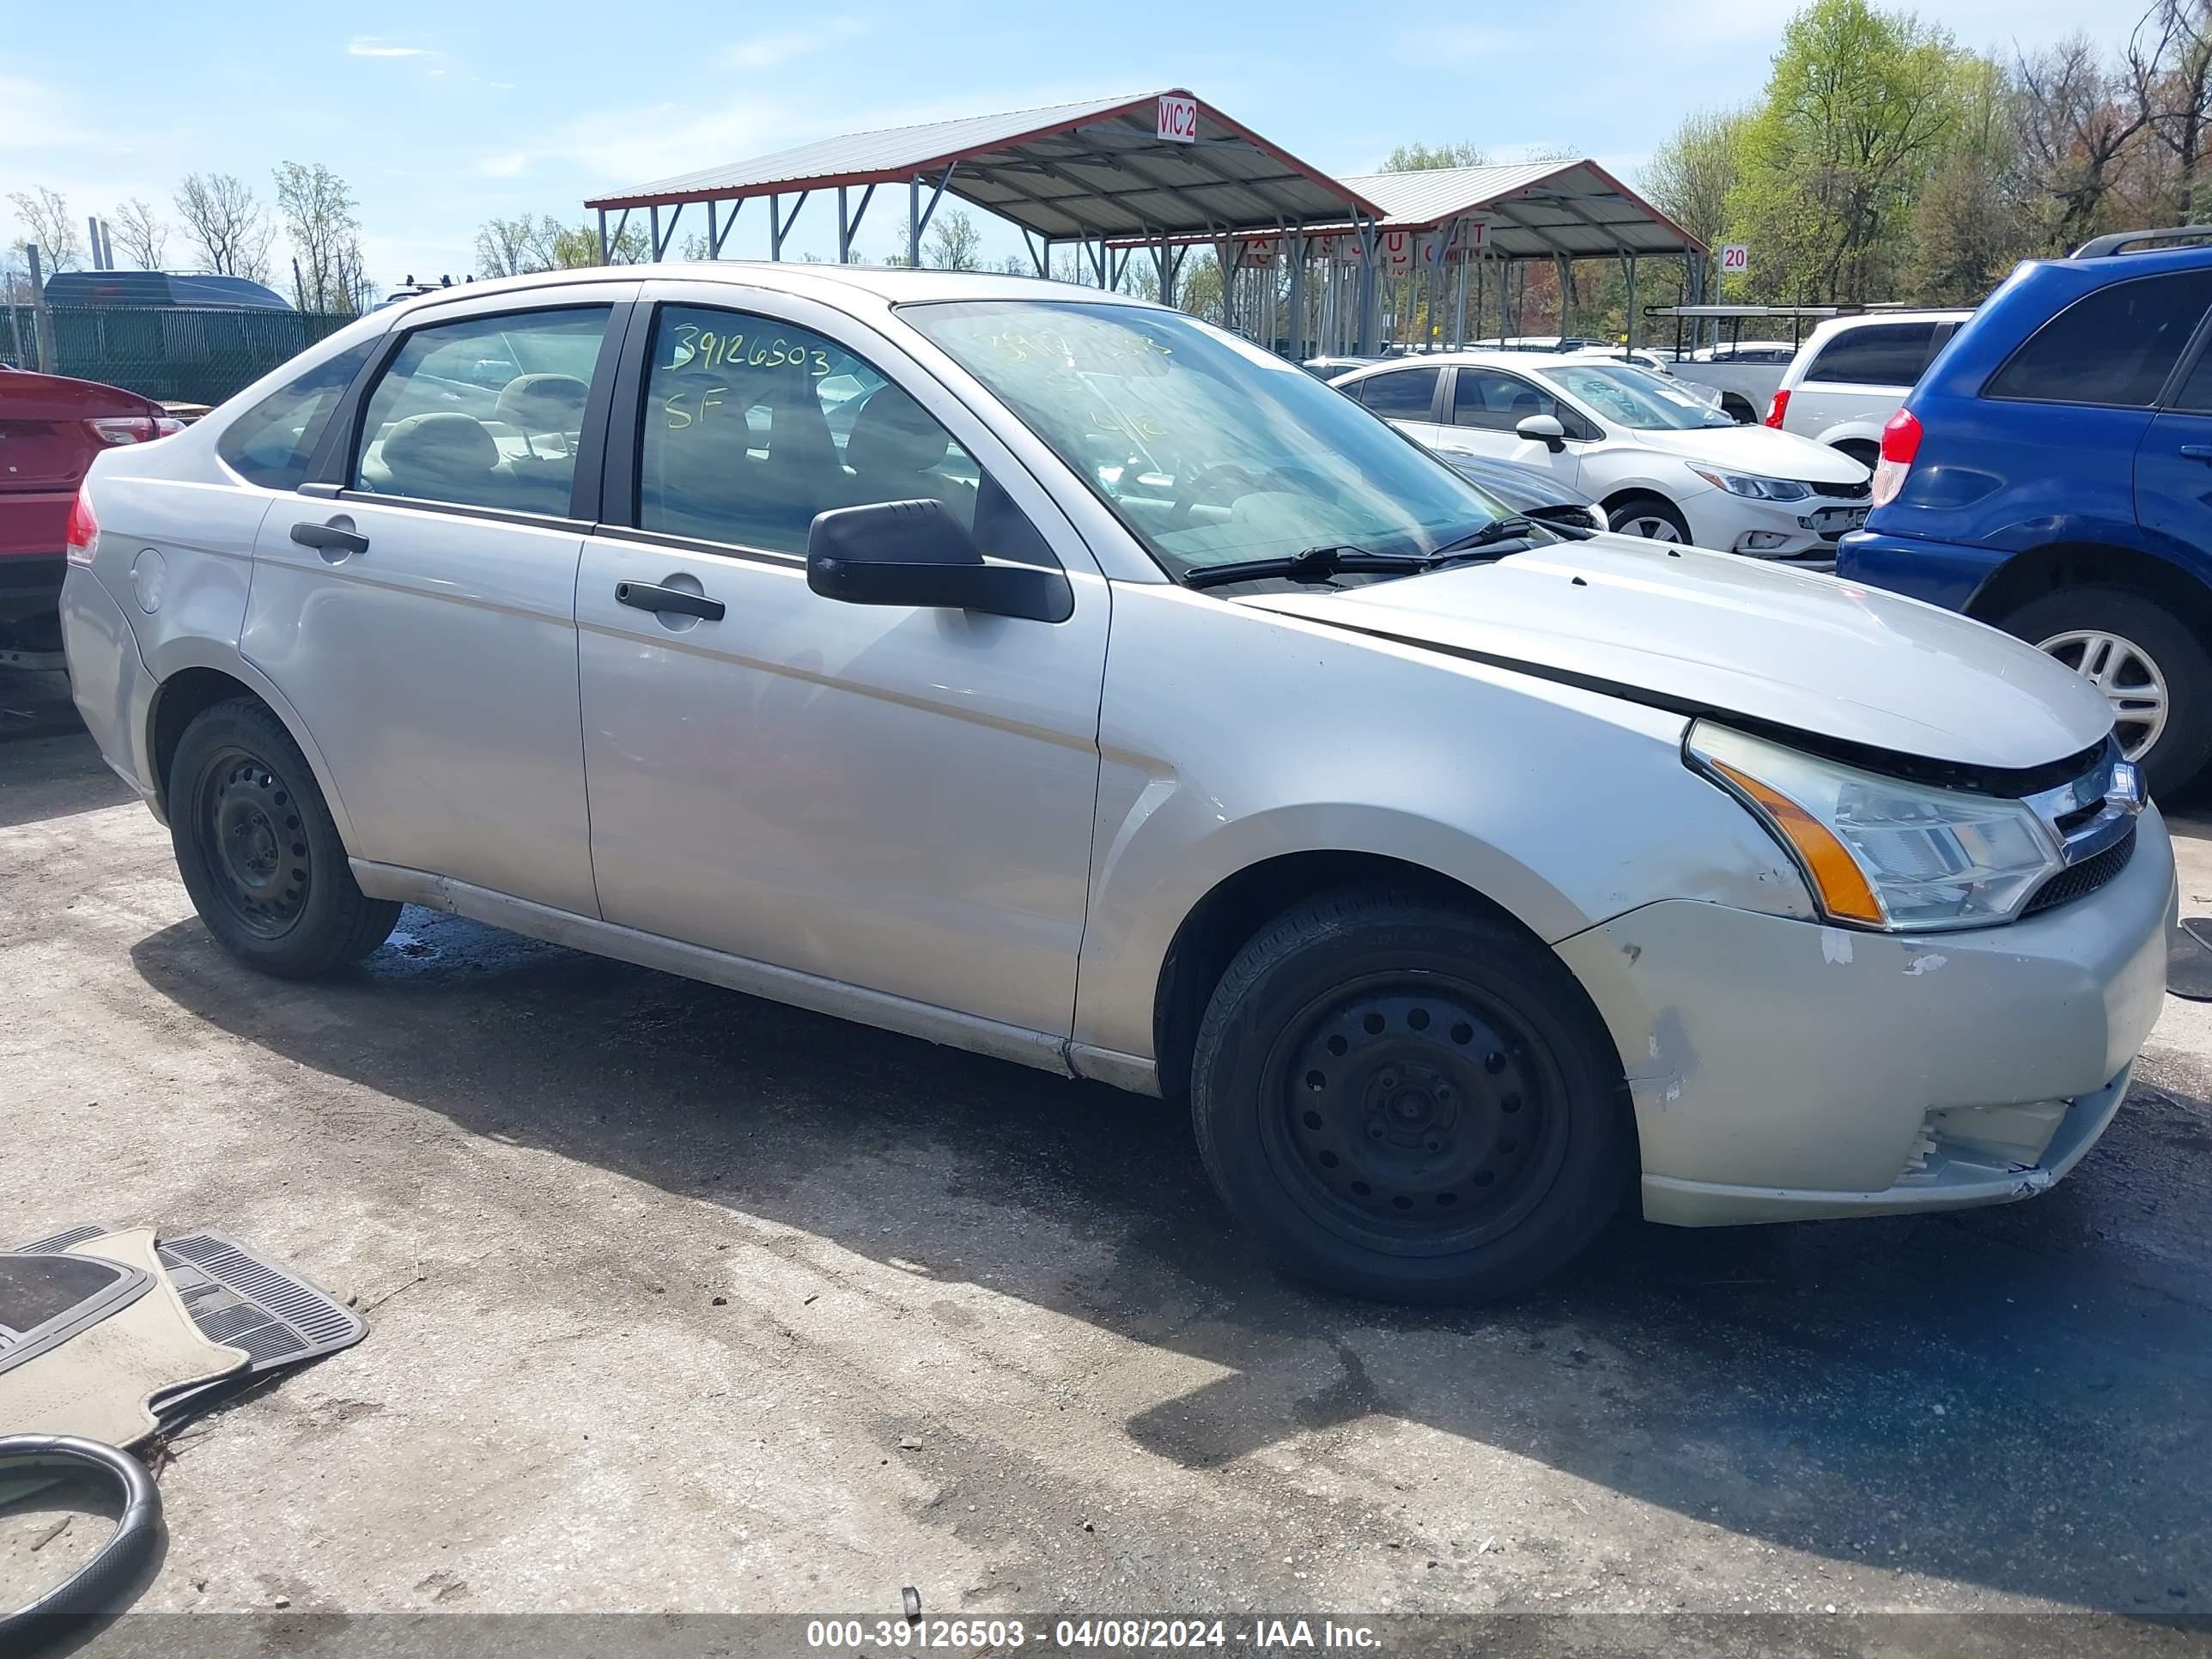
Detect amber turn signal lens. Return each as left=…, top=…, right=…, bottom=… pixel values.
left=1710, top=759, right=1885, bottom=927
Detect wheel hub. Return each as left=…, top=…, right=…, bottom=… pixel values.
left=2035, top=628, right=2169, bottom=762
left=1276, top=986, right=1554, bottom=1239
left=200, top=755, right=312, bottom=937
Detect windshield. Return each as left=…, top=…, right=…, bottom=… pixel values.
left=1530, top=362, right=1734, bottom=431
left=1534, top=362, right=1735, bottom=429
left=900, top=300, right=1511, bottom=574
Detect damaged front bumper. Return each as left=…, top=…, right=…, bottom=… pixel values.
left=1556, top=804, right=2176, bottom=1227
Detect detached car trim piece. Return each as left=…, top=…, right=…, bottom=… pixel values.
left=61, top=264, right=2177, bottom=1304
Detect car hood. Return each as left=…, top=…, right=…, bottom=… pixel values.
left=1623, top=422, right=1869, bottom=483
left=1236, top=538, right=2112, bottom=771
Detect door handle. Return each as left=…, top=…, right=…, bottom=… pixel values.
left=289, top=521, right=369, bottom=556
left=615, top=580, right=725, bottom=622
left=2179, top=445, right=2212, bottom=463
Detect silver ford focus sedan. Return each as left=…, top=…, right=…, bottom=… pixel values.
left=59, top=267, right=2175, bottom=1302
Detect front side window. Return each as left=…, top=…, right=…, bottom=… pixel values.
left=217, top=339, right=378, bottom=490
left=1355, top=367, right=1438, bottom=419
left=637, top=306, right=984, bottom=553
left=1985, top=272, right=2212, bottom=408
left=1452, top=368, right=1565, bottom=431
left=1532, top=363, right=1732, bottom=430
left=900, top=300, right=1512, bottom=576
left=353, top=307, right=611, bottom=513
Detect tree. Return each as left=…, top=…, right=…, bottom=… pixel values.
left=2014, top=32, right=2155, bottom=252
left=6, top=185, right=84, bottom=271
left=476, top=214, right=551, bottom=276
left=1907, top=53, right=2030, bottom=301
left=1727, top=0, right=1962, bottom=301
left=1643, top=108, right=1750, bottom=257
left=174, top=173, right=274, bottom=283
left=1381, top=141, right=1490, bottom=171
left=924, top=208, right=982, bottom=270
left=2138, top=0, right=2212, bottom=220
left=109, top=198, right=169, bottom=270
left=274, top=161, right=364, bottom=313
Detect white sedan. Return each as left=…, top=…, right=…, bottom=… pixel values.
left=1335, top=352, right=1871, bottom=557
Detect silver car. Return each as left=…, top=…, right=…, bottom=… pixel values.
left=59, top=267, right=2176, bottom=1303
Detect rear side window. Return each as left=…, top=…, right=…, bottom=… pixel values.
left=1805, top=323, right=1937, bottom=387
left=352, top=307, right=611, bottom=514
left=216, top=340, right=378, bottom=490
left=1356, top=367, right=1439, bottom=419
left=1984, top=272, right=2212, bottom=407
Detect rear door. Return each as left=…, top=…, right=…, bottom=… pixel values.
left=2130, top=283, right=2212, bottom=567
left=572, top=281, right=1109, bottom=1039
left=1349, top=364, right=1444, bottom=448
left=241, top=285, right=635, bottom=916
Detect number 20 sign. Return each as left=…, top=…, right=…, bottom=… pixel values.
left=1719, top=243, right=1750, bottom=274
left=1157, top=94, right=1199, bottom=143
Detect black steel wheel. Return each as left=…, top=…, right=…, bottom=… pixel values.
left=167, top=696, right=399, bottom=977
left=195, top=747, right=313, bottom=939
left=1192, top=890, right=1631, bottom=1303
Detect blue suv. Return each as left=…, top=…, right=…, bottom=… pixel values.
left=1836, top=230, right=2212, bottom=795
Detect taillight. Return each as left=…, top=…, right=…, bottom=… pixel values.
left=1763, top=387, right=1790, bottom=428
left=153, top=416, right=184, bottom=438
left=64, top=489, right=100, bottom=567
left=1870, top=407, right=1922, bottom=508
left=85, top=416, right=158, bottom=446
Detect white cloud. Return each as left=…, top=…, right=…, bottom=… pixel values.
left=477, top=151, right=530, bottom=179
left=720, top=18, right=867, bottom=71
left=348, top=39, right=430, bottom=58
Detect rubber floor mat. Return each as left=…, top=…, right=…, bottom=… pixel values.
left=0, top=1229, right=249, bottom=1447
left=146, top=1232, right=366, bottom=1416
left=2172, top=917, right=2212, bottom=1002
left=16, top=1227, right=367, bottom=1419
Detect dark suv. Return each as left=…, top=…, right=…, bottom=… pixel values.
left=1836, top=230, right=2212, bottom=794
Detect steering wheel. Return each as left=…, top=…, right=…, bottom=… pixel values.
left=1164, top=464, right=1297, bottom=528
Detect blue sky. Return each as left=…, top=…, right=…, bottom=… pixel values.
left=1, top=0, right=2148, bottom=294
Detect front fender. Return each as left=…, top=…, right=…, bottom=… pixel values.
left=1068, top=585, right=1815, bottom=1065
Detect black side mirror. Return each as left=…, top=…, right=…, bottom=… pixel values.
left=806, top=499, right=1073, bottom=623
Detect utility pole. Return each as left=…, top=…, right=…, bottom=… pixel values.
left=27, top=245, right=55, bottom=374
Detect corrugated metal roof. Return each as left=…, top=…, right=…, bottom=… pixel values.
left=1339, top=161, right=1705, bottom=258
left=585, top=91, right=1381, bottom=240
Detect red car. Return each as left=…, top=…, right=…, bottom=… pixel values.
left=1, top=365, right=179, bottom=659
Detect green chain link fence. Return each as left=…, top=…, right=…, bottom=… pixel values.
left=3, top=304, right=356, bottom=406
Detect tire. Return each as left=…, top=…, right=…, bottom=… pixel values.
left=1833, top=439, right=1879, bottom=469
left=167, top=696, right=399, bottom=977
left=1190, top=889, right=1632, bottom=1304
left=2000, top=586, right=2212, bottom=798
left=1608, top=493, right=1692, bottom=544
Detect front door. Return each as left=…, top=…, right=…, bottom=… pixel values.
left=241, top=293, right=629, bottom=917
left=1438, top=366, right=1586, bottom=491
left=574, top=287, right=1109, bottom=1038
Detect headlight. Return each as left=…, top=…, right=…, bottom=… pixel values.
left=1686, top=723, right=2063, bottom=931
left=1687, top=466, right=1812, bottom=501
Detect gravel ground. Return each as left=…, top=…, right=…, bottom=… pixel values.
left=0, top=664, right=2207, bottom=1654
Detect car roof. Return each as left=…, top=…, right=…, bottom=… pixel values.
left=383, top=263, right=1169, bottom=324
left=1800, top=307, right=1974, bottom=344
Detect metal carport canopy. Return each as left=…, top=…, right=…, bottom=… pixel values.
left=1342, top=160, right=1705, bottom=258
left=581, top=90, right=1384, bottom=241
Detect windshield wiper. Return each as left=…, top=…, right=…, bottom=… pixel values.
left=1181, top=544, right=1430, bottom=590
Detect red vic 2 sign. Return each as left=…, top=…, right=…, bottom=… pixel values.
left=1157, top=94, right=1199, bottom=143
